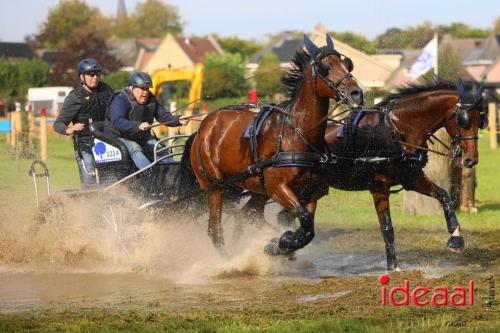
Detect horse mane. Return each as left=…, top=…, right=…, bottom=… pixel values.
left=376, top=76, right=457, bottom=107
left=280, top=49, right=311, bottom=105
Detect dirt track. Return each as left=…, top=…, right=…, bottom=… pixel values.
left=0, top=186, right=498, bottom=332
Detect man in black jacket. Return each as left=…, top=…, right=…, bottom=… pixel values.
left=53, top=58, right=113, bottom=189
left=105, top=71, right=188, bottom=171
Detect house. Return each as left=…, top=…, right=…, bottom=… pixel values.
left=247, top=24, right=394, bottom=92
left=310, top=24, right=394, bottom=90
left=139, top=34, right=223, bottom=74
left=0, top=42, right=35, bottom=59
left=460, top=34, right=500, bottom=89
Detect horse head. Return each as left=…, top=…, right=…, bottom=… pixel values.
left=303, top=34, right=363, bottom=106
left=445, top=80, right=485, bottom=168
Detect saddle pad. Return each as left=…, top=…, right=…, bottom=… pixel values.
left=243, top=106, right=274, bottom=139
left=337, top=109, right=366, bottom=138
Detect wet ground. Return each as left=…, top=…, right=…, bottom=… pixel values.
left=0, top=189, right=498, bottom=316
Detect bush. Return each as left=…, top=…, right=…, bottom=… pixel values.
left=104, top=71, right=130, bottom=90
left=0, top=58, right=48, bottom=103
left=255, top=52, right=284, bottom=99
left=203, top=53, right=248, bottom=99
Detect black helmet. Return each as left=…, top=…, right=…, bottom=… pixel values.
left=77, top=58, right=102, bottom=75
left=128, top=72, right=153, bottom=88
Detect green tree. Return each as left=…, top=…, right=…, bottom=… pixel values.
left=215, top=35, right=262, bottom=59
left=104, top=71, right=130, bottom=90
left=203, top=53, right=248, bottom=99
left=0, top=58, right=48, bottom=103
left=329, top=31, right=377, bottom=54
left=437, top=43, right=463, bottom=82
left=376, top=22, right=434, bottom=49
left=28, top=0, right=108, bottom=49
left=128, top=0, right=183, bottom=38
left=255, top=53, right=283, bottom=98
left=437, top=22, right=491, bottom=38
left=49, top=28, right=122, bottom=86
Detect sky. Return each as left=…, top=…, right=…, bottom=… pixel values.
left=0, top=0, right=498, bottom=42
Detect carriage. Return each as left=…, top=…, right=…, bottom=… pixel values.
left=29, top=34, right=486, bottom=272
left=29, top=120, right=198, bottom=233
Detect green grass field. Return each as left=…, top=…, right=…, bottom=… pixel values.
left=0, top=132, right=498, bottom=332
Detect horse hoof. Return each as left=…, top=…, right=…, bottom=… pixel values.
left=264, top=238, right=281, bottom=256
left=447, top=236, right=465, bottom=253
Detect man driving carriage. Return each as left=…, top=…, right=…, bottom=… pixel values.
left=53, top=58, right=114, bottom=189
left=104, top=71, right=188, bottom=175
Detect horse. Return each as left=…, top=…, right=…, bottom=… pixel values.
left=188, top=34, right=363, bottom=256
left=275, top=77, right=486, bottom=271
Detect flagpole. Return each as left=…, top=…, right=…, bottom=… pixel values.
left=433, top=32, right=438, bottom=76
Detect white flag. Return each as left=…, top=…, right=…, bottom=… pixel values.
left=409, top=34, right=438, bottom=79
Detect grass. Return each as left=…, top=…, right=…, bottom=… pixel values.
left=0, top=131, right=499, bottom=332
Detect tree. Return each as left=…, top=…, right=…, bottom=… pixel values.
left=437, top=22, right=491, bottom=38
left=128, top=0, right=183, bottom=38
left=203, top=53, right=248, bottom=99
left=376, top=22, right=434, bottom=49
left=28, top=0, right=108, bottom=49
left=0, top=58, right=48, bottom=103
left=215, top=35, right=261, bottom=59
left=49, top=28, right=122, bottom=86
left=104, top=71, right=131, bottom=90
left=329, top=31, right=377, bottom=54
left=255, top=53, right=283, bottom=99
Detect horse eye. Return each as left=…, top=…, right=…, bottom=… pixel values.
left=319, top=63, right=331, bottom=76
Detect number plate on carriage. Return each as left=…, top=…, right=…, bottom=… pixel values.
left=93, top=139, right=122, bottom=163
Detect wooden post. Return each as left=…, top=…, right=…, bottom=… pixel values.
left=6, top=111, right=11, bottom=145
left=11, top=111, right=22, bottom=148
left=402, top=128, right=451, bottom=215
left=40, top=106, right=48, bottom=161
left=488, top=101, right=497, bottom=149
left=28, top=104, right=35, bottom=143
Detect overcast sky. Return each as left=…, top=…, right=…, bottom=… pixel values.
left=0, top=0, right=498, bottom=42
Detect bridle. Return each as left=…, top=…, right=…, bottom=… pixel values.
left=442, top=96, right=483, bottom=158
left=310, top=48, right=357, bottom=105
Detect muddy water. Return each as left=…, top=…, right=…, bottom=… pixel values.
left=0, top=189, right=475, bottom=312
left=0, top=190, right=302, bottom=312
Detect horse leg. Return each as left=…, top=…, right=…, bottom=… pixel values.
left=265, top=184, right=316, bottom=256
left=230, top=194, right=267, bottom=244
left=206, top=188, right=228, bottom=257
left=241, top=194, right=267, bottom=222
left=372, top=190, right=400, bottom=271
left=406, top=174, right=464, bottom=253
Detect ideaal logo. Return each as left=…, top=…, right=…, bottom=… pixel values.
left=379, top=274, right=474, bottom=306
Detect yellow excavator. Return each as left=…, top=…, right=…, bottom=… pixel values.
left=150, top=63, right=204, bottom=114
left=149, top=63, right=204, bottom=135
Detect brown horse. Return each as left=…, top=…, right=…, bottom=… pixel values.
left=316, top=77, right=485, bottom=271
left=189, top=35, right=363, bottom=256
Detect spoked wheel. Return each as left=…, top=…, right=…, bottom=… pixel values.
left=99, top=197, right=133, bottom=259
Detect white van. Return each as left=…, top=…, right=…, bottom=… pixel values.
left=27, top=86, right=73, bottom=117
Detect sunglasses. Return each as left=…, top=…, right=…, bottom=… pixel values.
left=85, top=72, right=101, bottom=77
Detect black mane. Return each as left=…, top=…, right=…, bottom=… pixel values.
left=377, top=76, right=456, bottom=107
left=281, top=49, right=311, bottom=102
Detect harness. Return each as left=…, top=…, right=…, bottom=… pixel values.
left=194, top=44, right=358, bottom=193
left=196, top=105, right=329, bottom=192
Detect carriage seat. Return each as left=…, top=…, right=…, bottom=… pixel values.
left=89, top=121, right=130, bottom=162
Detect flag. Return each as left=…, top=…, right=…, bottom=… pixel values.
left=409, top=34, right=438, bottom=79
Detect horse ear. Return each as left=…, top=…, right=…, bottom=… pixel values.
left=475, top=82, right=483, bottom=98
left=457, top=80, right=465, bottom=97
left=325, top=34, right=335, bottom=49
left=304, top=34, right=319, bottom=56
